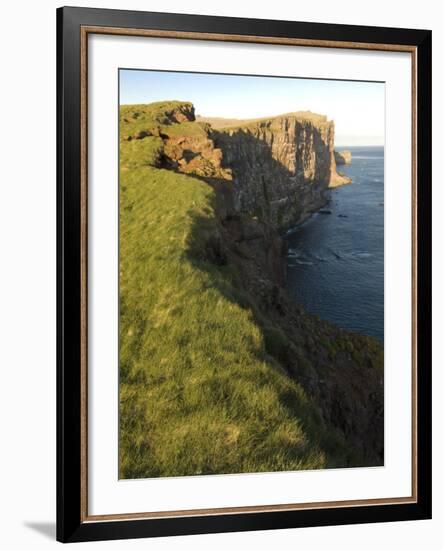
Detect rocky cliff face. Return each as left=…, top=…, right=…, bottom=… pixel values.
left=211, top=113, right=350, bottom=230
left=146, top=106, right=350, bottom=232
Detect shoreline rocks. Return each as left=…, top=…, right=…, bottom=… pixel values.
left=334, top=150, right=352, bottom=165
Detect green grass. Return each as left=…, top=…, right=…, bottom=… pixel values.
left=160, top=120, right=209, bottom=138
left=120, top=101, right=195, bottom=140
left=120, top=137, right=164, bottom=169
left=213, top=111, right=329, bottom=133
left=118, top=166, right=350, bottom=478
left=119, top=120, right=359, bottom=478
left=328, top=333, right=384, bottom=371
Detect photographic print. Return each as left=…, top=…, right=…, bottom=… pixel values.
left=118, top=69, right=385, bottom=480
left=57, top=9, right=431, bottom=541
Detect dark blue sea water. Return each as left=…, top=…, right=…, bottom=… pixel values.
left=285, top=146, right=384, bottom=342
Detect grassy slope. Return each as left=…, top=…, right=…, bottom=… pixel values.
left=119, top=103, right=356, bottom=479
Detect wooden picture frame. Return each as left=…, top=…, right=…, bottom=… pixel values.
left=57, top=6, right=432, bottom=543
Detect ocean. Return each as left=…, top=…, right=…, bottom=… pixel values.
left=285, top=146, right=384, bottom=342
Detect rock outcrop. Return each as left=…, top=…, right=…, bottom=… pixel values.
left=162, top=128, right=232, bottom=181
left=334, top=150, right=352, bottom=165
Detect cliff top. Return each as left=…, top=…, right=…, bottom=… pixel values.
left=197, top=111, right=330, bottom=130
left=120, top=101, right=332, bottom=136
left=120, top=101, right=195, bottom=131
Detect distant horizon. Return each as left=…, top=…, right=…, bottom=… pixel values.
left=120, top=69, right=385, bottom=147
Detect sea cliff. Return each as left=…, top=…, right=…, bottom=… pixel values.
left=122, top=103, right=351, bottom=232
left=119, top=101, right=383, bottom=476
left=211, top=113, right=350, bottom=229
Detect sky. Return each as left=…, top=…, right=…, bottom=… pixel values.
left=120, top=69, right=385, bottom=147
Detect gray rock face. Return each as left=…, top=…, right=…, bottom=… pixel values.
left=212, top=113, right=350, bottom=231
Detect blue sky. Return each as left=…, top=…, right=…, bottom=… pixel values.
left=120, top=69, right=384, bottom=146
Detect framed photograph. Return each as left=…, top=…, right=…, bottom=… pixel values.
left=57, top=6, right=432, bottom=543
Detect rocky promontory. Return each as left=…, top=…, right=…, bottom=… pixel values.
left=208, top=113, right=351, bottom=230
left=126, top=105, right=352, bottom=232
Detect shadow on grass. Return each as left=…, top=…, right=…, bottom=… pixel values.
left=183, top=189, right=384, bottom=467
left=177, top=144, right=353, bottom=466
left=178, top=129, right=383, bottom=467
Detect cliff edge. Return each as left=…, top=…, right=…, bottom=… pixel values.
left=210, top=112, right=351, bottom=230
left=123, top=104, right=352, bottom=232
